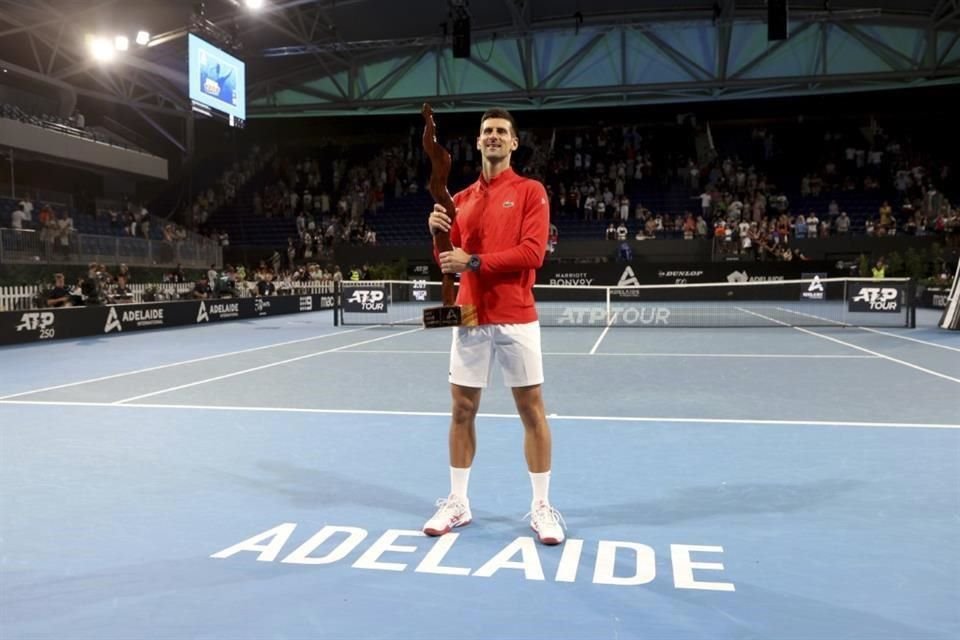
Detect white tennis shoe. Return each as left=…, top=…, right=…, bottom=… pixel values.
left=423, top=494, right=472, bottom=536
left=527, top=500, right=566, bottom=545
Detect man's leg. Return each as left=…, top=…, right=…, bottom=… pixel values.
left=422, top=384, right=481, bottom=537
left=449, top=383, right=482, bottom=469
left=513, top=384, right=564, bottom=545
left=511, top=384, right=551, bottom=473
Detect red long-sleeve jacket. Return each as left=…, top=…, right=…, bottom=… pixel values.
left=434, top=168, right=549, bottom=324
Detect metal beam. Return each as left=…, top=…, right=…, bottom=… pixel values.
left=0, top=59, right=188, bottom=118
left=365, top=48, right=431, bottom=101
left=717, top=0, right=736, bottom=82
left=938, top=31, right=960, bottom=67
left=729, top=22, right=815, bottom=79
left=0, top=0, right=120, bottom=38
left=131, top=107, right=186, bottom=154
left=45, top=21, right=64, bottom=75
left=249, top=67, right=960, bottom=116
left=642, top=29, right=714, bottom=81
left=260, top=11, right=350, bottom=96
left=27, top=33, right=43, bottom=72
left=837, top=23, right=917, bottom=71
left=538, top=32, right=607, bottom=90
left=465, top=56, right=526, bottom=93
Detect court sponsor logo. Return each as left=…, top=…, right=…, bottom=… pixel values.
left=104, top=307, right=123, bottom=333
left=412, top=280, right=428, bottom=302
left=617, top=266, right=641, bottom=288
left=211, top=523, right=735, bottom=592
left=558, top=307, right=670, bottom=326
left=548, top=272, right=594, bottom=286
left=726, top=270, right=784, bottom=283
left=849, top=286, right=901, bottom=312
left=15, top=311, right=55, bottom=339
left=299, top=296, right=313, bottom=312
left=255, top=298, right=272, bottom=316
left=344, top=288, right=387, bottom=313
left=198, top=301, right=241, bottom=323
left=931, top=293, right=948, bottom=308
left=657, top=269, right=704, bottom=284
left=801, top=273, right=827, bottom=301
left=502, top=201, right=515, bottom=208
left=104, top=306, right=165, bottom=332
left=612, top=266, right=642, bottom=298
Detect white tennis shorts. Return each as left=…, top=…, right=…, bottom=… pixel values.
left=449, top=321, right=544, bottom=388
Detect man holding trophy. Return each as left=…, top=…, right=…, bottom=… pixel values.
left=421, top=106, right=565, bottom=545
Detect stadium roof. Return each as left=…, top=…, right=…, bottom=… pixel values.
left=1, top=0, right=958, bottom=150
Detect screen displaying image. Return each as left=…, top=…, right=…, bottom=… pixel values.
left=188, top=33, right=246, bottom=121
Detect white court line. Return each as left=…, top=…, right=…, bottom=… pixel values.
left=737, top=307, right=960, bottom=385
left=589, top=311, right=619, bottom=355
left=0, top=399, right=957, bottom=430
left=111, top=327, right=424, bottom=404
left=855, top=326, right=960, bottom=352
left=0, top=325, right=384, bottom=401
left=776, top=306, right=960, bottom=353
left=339, top=349, right=877, bottom=359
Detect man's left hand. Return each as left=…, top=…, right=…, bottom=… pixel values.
left=439, top=248, right=471, bottom=273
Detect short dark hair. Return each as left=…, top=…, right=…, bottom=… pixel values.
left=480, top=108, right=517, bottom=137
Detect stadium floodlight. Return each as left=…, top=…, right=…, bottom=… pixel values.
left=245, top=0, right=265, bottom=10
left=135, top=30, right=150, bottom=45
left=87, top=36, right=116, bottom=62
left=114, top=35, right=129, bottom=51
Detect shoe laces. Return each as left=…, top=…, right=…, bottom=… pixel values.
left=524, top=501, right=566, bottom=530
left=433, top=495, right=467, bottom=517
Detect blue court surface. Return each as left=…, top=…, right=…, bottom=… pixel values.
left=1, top=310, right=958, bottom=639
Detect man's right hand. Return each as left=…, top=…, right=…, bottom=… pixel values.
left=428, top=204, right=452, bottom=236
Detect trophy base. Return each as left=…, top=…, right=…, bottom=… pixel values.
left=423, top=304, right=478, bottom=328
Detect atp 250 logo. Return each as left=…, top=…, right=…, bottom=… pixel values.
left=15, top=312, right=55, bottom=339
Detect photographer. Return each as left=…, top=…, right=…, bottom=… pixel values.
left=80, top=263, right=104, bottom=305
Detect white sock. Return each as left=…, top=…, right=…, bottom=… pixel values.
left=450, top=466, right=471, bottom=501
left=529, top=470, right=551, bottom=506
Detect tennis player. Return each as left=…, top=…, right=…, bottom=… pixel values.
left=422, top=108, right=565, bottom=545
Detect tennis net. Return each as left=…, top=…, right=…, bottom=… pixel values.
left=336, top=277, right=915, bottom=328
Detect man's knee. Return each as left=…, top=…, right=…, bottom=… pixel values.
left=451, top=386, right=481, bottom=424
left=513, top=385, right=545, bottom=423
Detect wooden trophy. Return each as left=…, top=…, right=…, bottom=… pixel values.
left=421, top=103, right=478, bottom=328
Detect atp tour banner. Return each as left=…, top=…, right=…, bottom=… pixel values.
left=341, top=285, right=388, bottom=313
left=0, top=294, right=334, bottom=346
left=847, top=283, right=906, bottom=313
left=538, top=262, right=842, bottom=286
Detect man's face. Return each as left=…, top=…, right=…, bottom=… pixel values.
left=55, top=276, right=64, bottom=286
left=477, top=117, right=518, bottom=162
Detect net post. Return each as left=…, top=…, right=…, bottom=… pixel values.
left=605, top=286, right=612, bottom=324
left=842, top=278, right=848, bottom=327
left=907, top=278, right=916, bottom=329
left=333, top=280, right=341, bottom=326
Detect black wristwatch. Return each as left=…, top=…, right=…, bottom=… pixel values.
left=467, top=254, right=481, bottom=271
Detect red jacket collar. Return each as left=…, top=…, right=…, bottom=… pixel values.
left=478, top=167, right=516, bottom=188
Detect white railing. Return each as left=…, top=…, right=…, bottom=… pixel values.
left=0, top=227, right=221, bottom=269
left=0, top=279, right=336, bottom=311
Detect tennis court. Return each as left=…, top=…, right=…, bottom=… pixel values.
left=1, top=304, right=958, bottom=639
